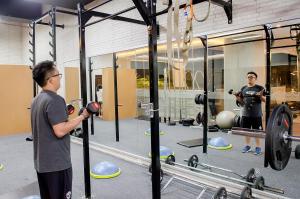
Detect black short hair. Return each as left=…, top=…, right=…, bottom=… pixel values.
left=247, top=71, right=258, bottom=78
left=32, top=60, right=56, bottom=87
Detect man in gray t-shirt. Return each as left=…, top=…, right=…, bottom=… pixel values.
left=236, top=71, right=266, bottom=155
left=31, top=60, right=90, bottom=199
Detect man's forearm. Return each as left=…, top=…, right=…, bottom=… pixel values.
left=53, top=115, right=85, bottom=137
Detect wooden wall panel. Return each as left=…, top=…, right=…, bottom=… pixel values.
left=0, top=65, right=33, bottom=135
left=65, top=67, right=80, bottom=120
left=102, top=68, right=137, bottom=120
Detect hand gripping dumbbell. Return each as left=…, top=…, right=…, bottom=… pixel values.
left=78, top=102, right=100, bottom=119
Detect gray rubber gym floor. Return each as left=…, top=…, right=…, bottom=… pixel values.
left=0, top=133, right=238, bottom=199
left=88, top=118, right=300, bottom=198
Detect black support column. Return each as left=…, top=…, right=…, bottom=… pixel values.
left=88, top=57, right=94, bottom=135
left=263, top=24, right=272, bottom=168
left=29, top=21, right=37, bottom=97
left=148, top=0, right=161, bottom=198
left=113, top=53, right=120, bottom=142
left=50, top=7, right=57, bottom=62
left=264, top=24, right=272, bottom=127
left=200, top=36, right=208, bottom=154
left=77, top=3, right=92, bottom=198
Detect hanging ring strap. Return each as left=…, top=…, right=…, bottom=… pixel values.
left=182, top=0, right=193, bottom=71
left=173, top=0, right=181, bottom=50
left=166, top=0, right=180, bottom=70
left=190, top=0, right=211, bottom=22
left=167, top=1, right=178, bottom=71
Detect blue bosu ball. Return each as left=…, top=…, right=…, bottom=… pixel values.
left=149, top=146, right=175, bottom=159
left=208, top=137, right=232, bottom=150
left=90, top=161, right=121, bottom=179
left=144, top=128, right=165, bottom=136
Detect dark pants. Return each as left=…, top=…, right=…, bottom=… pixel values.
left=241, top=116, right=263, bottom=130
left=37, top=167, right=72, bottom=199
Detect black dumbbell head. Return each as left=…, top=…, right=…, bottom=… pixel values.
left=86, top=102, right=100, bottom=114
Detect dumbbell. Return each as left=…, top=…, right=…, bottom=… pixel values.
left=228, top=89, right=242, bottom=96
left=228, top=89, right=244, bottom=107
left=66, top=104, right=75, bottom=115
left=78, top=102, right=100, bottom=118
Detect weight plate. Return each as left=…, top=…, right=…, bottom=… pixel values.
left=196, top=112, right=203, bottom=125
left=245, top=168, right=256, bottom=183
left=195, top=94, right=201, bottom=104
left=195, top=94, right=205, bottom=105
left=213, top=187, right=227, bottom=199
left=160, top=169, right=164, bottom=182
left=265, top=104, right=293, bottom=171
left=165, top=155, right=175, bottom=165
left=188, top=155, right=199, bottom=168
left=240, top=185, right=252, bottom=199
left=149, top=164, right=164, bottom=183
left=295, top=145, right=300, bottom=159
left=254, top=176, right=265, bottom=190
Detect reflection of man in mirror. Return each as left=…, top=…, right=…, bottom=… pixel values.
left=96, top=85, right=103, bottom=116
left=236, top=71, right=266, bottom=155
left=96, top=85, right=103, bottom=103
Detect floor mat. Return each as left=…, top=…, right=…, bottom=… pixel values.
left=177, top=138, right=204, bottom=148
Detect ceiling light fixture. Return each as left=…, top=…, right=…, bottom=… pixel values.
left=232, top=35, right=262, bottom=41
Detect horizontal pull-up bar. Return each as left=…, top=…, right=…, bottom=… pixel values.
left=37, top=22, right=65, bottom=29
left=208, top=23, right=300, bottom=40
left=56, top=9, right=78, bottom=16
left=208, top=36, right=298, bottom=48
left=85, top=6, right=138, bottom=27
left=87, top=10, right=145, bottom=25
left=83, top=0, right=113, bottom=13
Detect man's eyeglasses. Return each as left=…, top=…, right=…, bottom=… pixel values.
left=247, top=76, right=256, bottom=79
left=47, top=73, right=62, bottom=80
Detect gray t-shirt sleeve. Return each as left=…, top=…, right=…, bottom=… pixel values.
left=46, top=97, right=68, bottom=126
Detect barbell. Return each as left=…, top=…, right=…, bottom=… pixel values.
left=150, top=157, right=231, bottom=198
left=185, top=155, right=256, bottom=182
left=165, top=155, right=283, bottom=194
left=231, top=104, right=300, bottom=171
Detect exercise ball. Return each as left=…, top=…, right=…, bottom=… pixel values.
left=208, top=137, right=232, bottom=150
left=216, top=111, right=236, bottom=129
left=90, top=161, right=121, bottom=179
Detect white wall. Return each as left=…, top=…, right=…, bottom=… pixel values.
left=0, top=21, right=26, bottom=65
